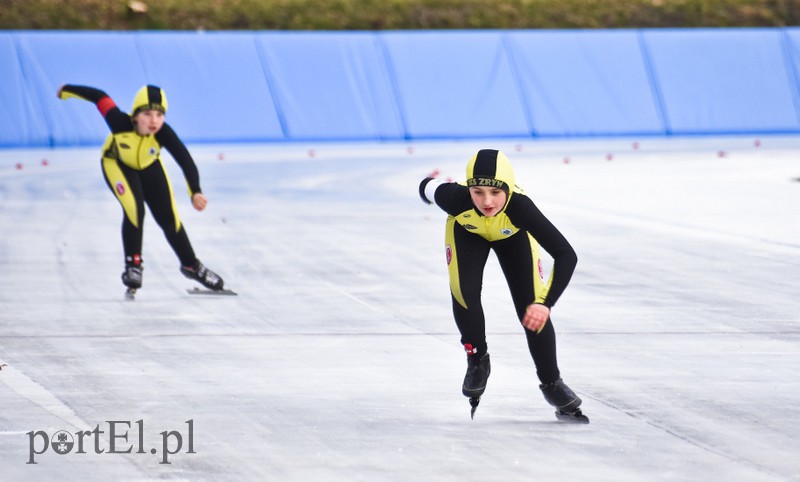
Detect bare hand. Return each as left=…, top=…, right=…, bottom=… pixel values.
left=522, top=303, right=550, bottom=333
left=192, top=192, right=208, bottom=211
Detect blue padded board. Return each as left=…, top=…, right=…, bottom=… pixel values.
left=380, top=31, right=530, bottom=139
left=778, top=27, right=800, bottom=121
left=506, top=30, right=665, bottom=136
left=137, top=31, right=284, bottom=143
left=16, top=31, right=148, bottom=147
left=5, top=29, right=800, bottom=147
left=256, top=32, right=404, bottom=141
left=0, top=33, right=51, bottom=147
left=642, top=28, right=800, bottom=134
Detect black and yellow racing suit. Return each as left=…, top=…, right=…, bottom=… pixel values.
left=59, top=85, right=200, bottom=268
left=420, top=172, right=577, bottom=384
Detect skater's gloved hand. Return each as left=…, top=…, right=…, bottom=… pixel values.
left=523, top=303, right=549, bottom=333
left=192, top=192, right=208, bottom=211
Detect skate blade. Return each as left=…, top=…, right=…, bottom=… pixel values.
left=555, top=408, right=590, bottom=424
left=125, top=288, right=137, bottom=300
left=187, top=287, right=237, bottom=296
left=469, top=397, right=481, bottom=419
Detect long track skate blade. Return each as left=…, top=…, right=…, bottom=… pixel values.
left=555, top=408, right=590, bottom=424
left=125, top=288, right=137, bottom=300
left=187, top=287, right=238, bottom=296
left=469, top=397, right=481, bottom=419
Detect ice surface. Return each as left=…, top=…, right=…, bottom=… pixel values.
left=1, top=136, right=798, bottom=480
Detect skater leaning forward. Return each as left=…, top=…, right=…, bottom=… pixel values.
left=419, top=149, right=587, bottom=422
left=58, top=84, right=224, bottom=293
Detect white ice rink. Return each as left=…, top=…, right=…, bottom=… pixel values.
left=1, top=136, right=798, bottom=481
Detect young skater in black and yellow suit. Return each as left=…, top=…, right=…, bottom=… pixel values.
left=59, top=84, right=225, bottom=293
left=420, top=149, right=587, bottom=421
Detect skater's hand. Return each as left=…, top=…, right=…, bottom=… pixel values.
left=523, top=303, right=549, bottom=333
left=192, top=192, right=208, bottom=211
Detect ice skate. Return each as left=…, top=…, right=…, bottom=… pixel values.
left=180, top=260, right=224, bottom=291
left=539, top=378, right=589, bottom=423
left=122, top=266, right=142, bottom=289
left=121, top=255, right=143, bottom=297
left=121, top=256, right=142, bottom=300
left=462, top=352, right=490, bottom=419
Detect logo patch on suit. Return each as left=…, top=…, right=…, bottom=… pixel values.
left=538, top=259, right=545, bottom=282
left=115, top=181, right=125, bottom=195
left=119, top=143, right=130, bottom=149
left=446, top=245, right=452, bottom=265
left=463, top=224, right=477, bottom=230
left=501, top=228, right=513, bottom=236
left=149, top=147, right=157, bottom=156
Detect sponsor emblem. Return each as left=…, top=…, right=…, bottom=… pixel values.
left=538, top=259, right=545, bottom=281
left=446, top=245, right=452, bottom=265
left=463, top=224, right=477, bottom=230
left=115, top=181, right=125, bottom=195
left=501, top=228, right=513, bottom=236
left=119, top=143, right=130, bottom=149
left=149, top=147, right=157, bottom=156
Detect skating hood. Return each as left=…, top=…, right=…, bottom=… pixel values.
left=466, top=149, right=515, bottom=195
left=131, top=85, right=168, bottom=116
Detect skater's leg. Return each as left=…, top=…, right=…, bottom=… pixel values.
left=141, top=161, right=224, bottom=290
left=446, top=219, right=493, bottom=414
left=494, top=233, right=584, bottom=418
left=140, top=161, right=196, bottom=266
left=523, top=321, right=560, bottom=383
left=103, top=158, right=145, bottom=254
left=103, top=158, right=145, bottom=288
left=446, top=217, right=490, bottom=356
left=494, top=232, right=560, bottom=383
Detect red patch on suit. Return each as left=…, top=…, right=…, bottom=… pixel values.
left=97, top=97, right=117, bottom=116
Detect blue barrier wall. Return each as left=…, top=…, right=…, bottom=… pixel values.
left=0, top=33, right=51, bottom=147
left=2, top=28, right=800, bottom=147
left=139, top=32, right=284, bottom=143
left=643, top=28, right=800, bottom=134
left=382, top=31, right=531, bottom=138
left=505, top=30, right=665, bottom=136
left=15, top=32, right=149, bottom=147
left=256, top=32, right=404, bottom=140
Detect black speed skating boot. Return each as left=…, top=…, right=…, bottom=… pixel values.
left=121, top=255, right=143, bottom=290
left=539, top=378, right=589, bottom=423
left=462, top=349, right=490, bottom=419
left=180, top=260, right=224, bottom=291
left=463, top=353, right=491, bottom=398
left=122, top=255, right=143, bottom=299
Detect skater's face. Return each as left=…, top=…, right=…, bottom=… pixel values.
left=133, top=109, right=165, bottom=136
left=469, top=186, right=507, bottom=217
